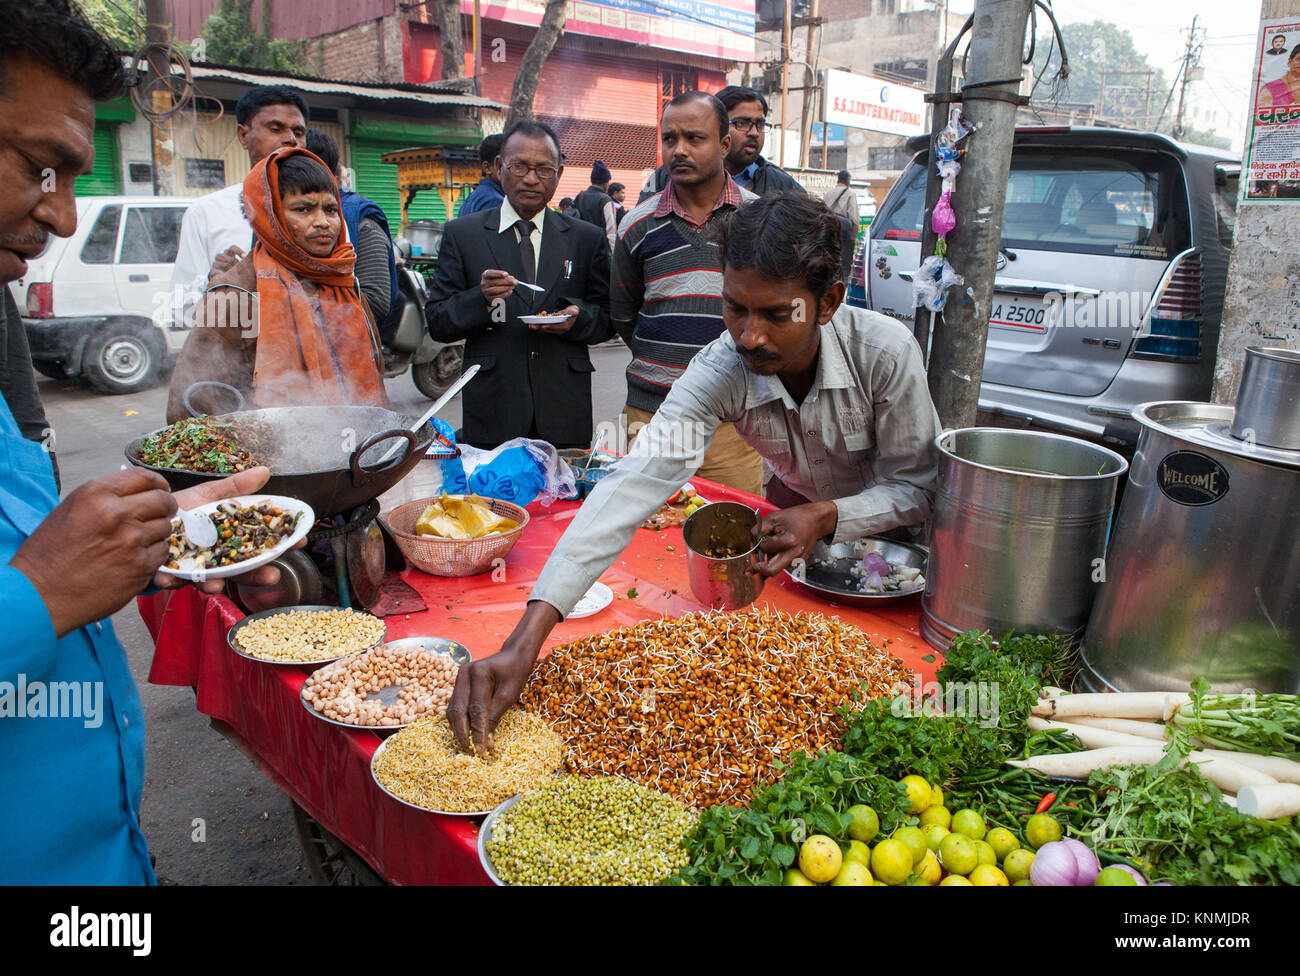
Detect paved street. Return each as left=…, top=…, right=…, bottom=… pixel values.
left=41, top=340, right=630, bottom=884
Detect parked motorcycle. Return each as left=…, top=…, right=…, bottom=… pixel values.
left=385, top=237, right=463, bottom=398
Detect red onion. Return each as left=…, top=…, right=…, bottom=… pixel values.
left=1060, top=838, right=1099, bottom=886
left=1029, top=841, right=1078, bottom=886
left=861, top=553, right=891, bottom=577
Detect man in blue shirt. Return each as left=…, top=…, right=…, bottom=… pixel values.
left=0, top=1, right=283, bottom=884
left=458, top=134, right=505, bottom=216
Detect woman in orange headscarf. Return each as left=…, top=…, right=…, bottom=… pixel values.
left=166, top=147, right=386, bottom=421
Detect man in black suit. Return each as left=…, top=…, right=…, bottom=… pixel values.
left=426, top=120, right=612, bottom=449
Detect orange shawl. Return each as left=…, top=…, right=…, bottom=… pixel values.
left=243, top=147, right=385, bottom=407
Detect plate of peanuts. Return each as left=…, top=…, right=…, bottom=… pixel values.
left=299, top=637, right=469, bottom=732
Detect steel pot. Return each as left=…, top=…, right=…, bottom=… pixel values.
left=1230, top=346, right=1300, bottom=451
left=921, top=428, right=1128, bottom=649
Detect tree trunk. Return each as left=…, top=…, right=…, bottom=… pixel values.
left=435, top=0, right=465, bottom=80
left=505, top=0, right=567, bottom=125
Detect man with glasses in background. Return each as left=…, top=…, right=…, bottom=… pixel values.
left=426, top=121, right=611, bottom=450
left=638, top=86, right=802, bottom=202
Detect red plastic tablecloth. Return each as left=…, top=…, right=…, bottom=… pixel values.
left=140, top=482, right=934, bottom=885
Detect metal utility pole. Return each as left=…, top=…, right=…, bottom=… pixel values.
left=797, top=0, right=820, bottom=169
left=779, top=0, right=791, bottom=167
left=926, top=0, right=1033, bottom=430
left=144, top=0, right=174, bottom=196
left=1173, top=16, right=1203, bottom=140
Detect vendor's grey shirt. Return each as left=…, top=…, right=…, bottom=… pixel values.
left=531, top=303, right=941, bottom=616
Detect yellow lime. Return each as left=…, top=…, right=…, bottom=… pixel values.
left=893, top=825, right=929, bottom=867
left=870, top=838, right=913, bottom=885
left=950, top=808, right=987, bottom=841
left=918, top=805, right=952, bottom=829
left=1013, top=879, right=1033, bottom=885
left=832, top=860, right=872, bottom=886
left=783, top=867, right=816, bottom=886
left=922, top=823, right=950, bottom=853
left=1095, top=866, right=1138, bottom=886
left=939, top=874, right=973, bottom=886
left=1025, top=814, right=1063, bottom=849
left=900, top=775, right=932, bottom=814
left=974, top=840, right=998, bottom=867
left=930, top=786, right=944, bottom=809
left=843, top=839, right=872, bottom=867
left=798, top=835, right=842, bottom=883
left=846, top=804, right=880, bottom=843
left=938, top=832, right=979, bottom=876
left=919, top=849, right=942, bottom=885
left=986, top=827, right=1018, bottom=861
left=969, top=864, right=1009, bottom=886
left=1003, top=848, right=1035, bottom=883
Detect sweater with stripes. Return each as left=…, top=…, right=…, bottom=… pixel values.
left=611, top=178, right=757, bottom=414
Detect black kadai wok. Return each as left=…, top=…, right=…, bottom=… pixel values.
left=126, top=404, right=437, bottom=518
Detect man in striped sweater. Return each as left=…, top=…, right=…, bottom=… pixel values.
left=613, top=91, right=763, bottom=494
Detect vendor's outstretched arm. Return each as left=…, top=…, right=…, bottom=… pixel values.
left=447, top=353, right=739, bottom=753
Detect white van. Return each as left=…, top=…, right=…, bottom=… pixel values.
left=14, top=196, right=193, bottom=394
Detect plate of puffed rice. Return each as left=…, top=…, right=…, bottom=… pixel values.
left=227, top=605, right=387, bottom=667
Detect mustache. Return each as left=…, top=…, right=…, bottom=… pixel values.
left=738, top=345, right=781, bottom=362
left=0, top=229, right=49, bottom=249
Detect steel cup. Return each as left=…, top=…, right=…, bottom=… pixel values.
left=682, top=501, right=765, bottom=610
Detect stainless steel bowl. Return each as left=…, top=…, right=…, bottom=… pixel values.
left=477, top=793, right=521, bottom=886
left=784, top=536, right=928, bottom=608
left=682, top=501, right=764, bottom=610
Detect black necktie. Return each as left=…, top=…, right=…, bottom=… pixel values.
left=515, top=219, right=536, bottom=285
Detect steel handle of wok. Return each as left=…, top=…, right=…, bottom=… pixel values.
left=374, top=362, right=480, bottom=465
left=182, top=381, right=246, bottom=418
left=350, top=428, right=419, bottom=487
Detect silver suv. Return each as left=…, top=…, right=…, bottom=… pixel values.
left=857, top=128, right=1239, bottom=449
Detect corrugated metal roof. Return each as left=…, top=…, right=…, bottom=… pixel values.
left=184, top=63, right=505, bottom=111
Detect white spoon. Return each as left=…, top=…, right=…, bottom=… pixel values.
left=179, top=507, right=218, bottom=548
left=514, top=281, right=545, bottom=292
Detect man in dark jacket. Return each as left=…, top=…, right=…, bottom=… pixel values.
left=425, top=121, right=612, bottom=449
left=638, top=86, right=802, bottom=202
left=571, top=160, right=618, bottom=249
left=459, top=134, right=506, bottom=216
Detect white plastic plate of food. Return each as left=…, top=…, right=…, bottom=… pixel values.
left=157, top=494, right=313, bottom=581
left=566, top=581, right=613, bottom=619
left=518, top=313, right=569, bottom=325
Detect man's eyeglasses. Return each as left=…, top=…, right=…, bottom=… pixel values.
left=504, top=161, right=559, bottom=180
left=729, top=117, right=774, bottom=133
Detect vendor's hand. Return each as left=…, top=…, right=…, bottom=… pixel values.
left=752, top=500, right=839, bottom=578
left=447, top=600, right=560, bottom=754
left=210, top=245, right=245, bottom=276
left=480, top=268, right=517, bottom=305
left=528, top=304, right=580, bottom=335
left=10, top=469, right=178, bottom=637
left=153, top=466, right=305, bottom=595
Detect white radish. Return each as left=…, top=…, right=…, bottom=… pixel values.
left=1069, top=716, right=1167, bottom=741
left=1189, top=748, right=1300, bottom=786
left=1032, top=691, right=1190, bottom=721
left=1028, top=717, right=1156, bottom=750
left=1236, top=784, right=1300, bottom=820
left=1007, top=746, right=1277, bottom=794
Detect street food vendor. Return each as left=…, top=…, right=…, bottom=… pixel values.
left=448, top=191, right=942, bottom=752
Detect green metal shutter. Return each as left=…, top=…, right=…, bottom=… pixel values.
left=76, top=124, right=121, bottom=196
left=350, top=138, right=451, bottom=229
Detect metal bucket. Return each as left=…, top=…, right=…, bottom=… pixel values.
left=1230, top=346, right=1300, bottom=451
left=921, top=428, right=1128, bottom=650
left=682, top=502, right=764, bottom=610
left=1081, top=402, right=1300, bottom=694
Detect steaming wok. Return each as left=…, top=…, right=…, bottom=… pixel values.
left=126, top=404, right=436, bottom=517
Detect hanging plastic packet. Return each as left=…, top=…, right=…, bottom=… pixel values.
left=912, top=254, right=965, bottom=312
left=934, top=106, right=975, bottom=177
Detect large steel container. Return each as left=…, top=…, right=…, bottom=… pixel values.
left=1081, top=402, right=1300, bottom=694
left=921, top=428, right=1129, bottom=650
